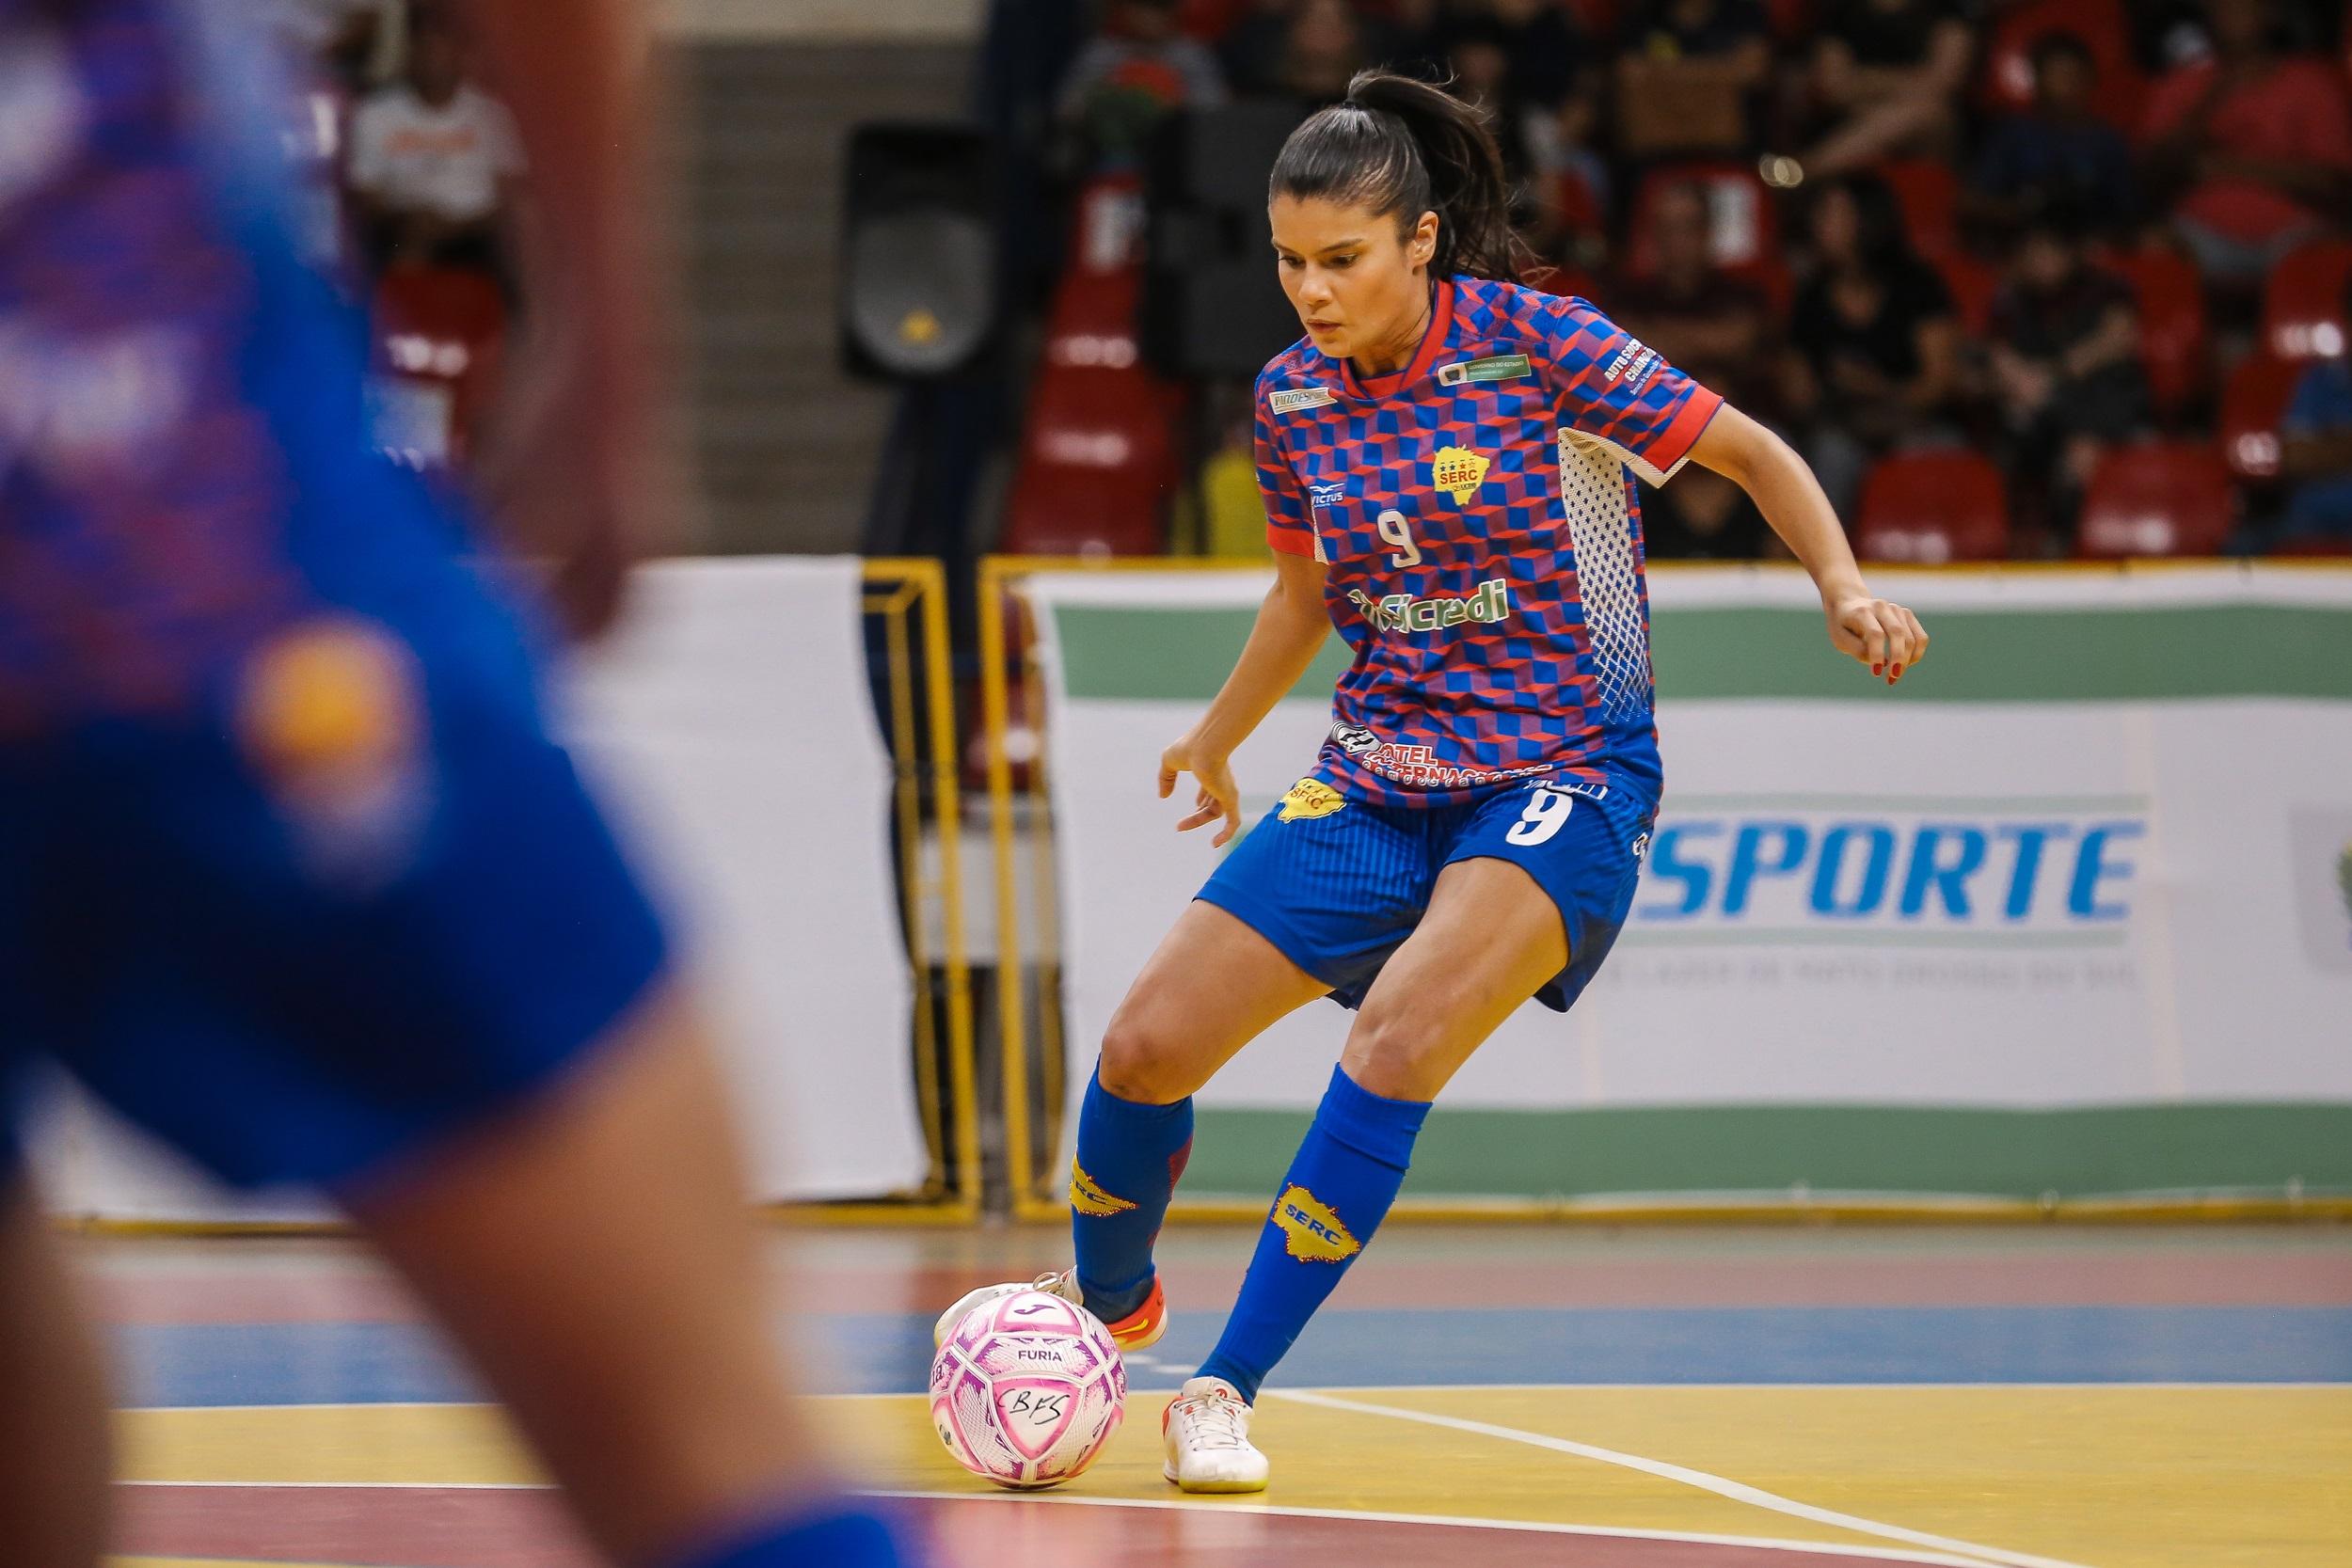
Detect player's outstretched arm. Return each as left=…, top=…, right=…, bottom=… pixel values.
left=1160, top=550, right=1330, bottom=847
left=1689, top=404, right=1929, bottom=687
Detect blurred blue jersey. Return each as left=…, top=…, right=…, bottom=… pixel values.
left=0, top=0, right=670, bottom=1192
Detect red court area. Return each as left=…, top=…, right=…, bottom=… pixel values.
left=117, top=1484, right=1958, bottom=1567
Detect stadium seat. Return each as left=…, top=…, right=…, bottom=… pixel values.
left=2262, top=239, right=2352, bottom=360
left=2077, top=442, right=2235, bottom=558
left=1855, top=451, right=2010, bottom=563
left=2104, top=245, right=2208, bottom=420
left=1763, top=0, right=1814, bottom=42
left=1003, top=176, right=1185, bottom=557
left=1622, top=162, right=1779, bottom=280
left=1878, top=158, right=1959, bottom=261
left=2219, top=352, right=2304, bottom=482
left=369, top=264, right=506, bottom=469
left=1979, top=0, right=2143, bottom=130
left=1933, top=250, right=1999, bottom=337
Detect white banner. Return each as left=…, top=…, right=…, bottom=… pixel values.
left=38, top=557, right=927, bottom=1218
left=1034, top=564, right=2352, bottom=1197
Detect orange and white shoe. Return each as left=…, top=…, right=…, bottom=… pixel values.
left=931, top=1269, right=1169, bottom=1352
left=1162, top=1375, right=1268, bottom=1493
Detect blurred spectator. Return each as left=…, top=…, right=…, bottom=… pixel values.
left=265, top=0, right=389, bottom=91
left=2141, top=0, right=2352, bottom=286
left=345, top=15, right=523, bottom=283
left=1434, top=16, right=1538, bottom=183
left=1223, top=0, right=1374, bottom=105
left=1987, top=213, right=2147, bottom=540
left=1968, top=32, right=2140, bottom=237
left=1614, top=0, right=1772, bottom=158
left=1610, top=181, right=1778, bottom=412
left=1782, top=174, right=1963, bottom=518
left=1792, top=0, right=1975, bottom=182
left=2279, top=277, right=2352, bottom=538
left=1057, top=0, right=1228, bottom=166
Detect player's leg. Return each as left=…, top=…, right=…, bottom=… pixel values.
left=1173, top=783, right=1647, bottom=1489
left=343, top=985, right=904, bottom=1568
left=1167, top=859, right=1565, bottom=1487
left=0, top=1169, right=114, bottom=1568
left=1072, top=900, right=1329, bottom=1326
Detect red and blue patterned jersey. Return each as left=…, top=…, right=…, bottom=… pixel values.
left=1255, top=274, right=1722, bottom=808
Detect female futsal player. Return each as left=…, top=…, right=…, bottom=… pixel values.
left=940, top=70, right=1928, bottom=1493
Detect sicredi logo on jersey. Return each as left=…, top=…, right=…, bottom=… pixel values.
left=1346, top=578, right=1512, bottom=633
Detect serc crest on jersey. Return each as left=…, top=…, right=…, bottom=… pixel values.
left=1278, top=779, right=1347, bottom=822
left=1431, top=445, right=1489, bottom=504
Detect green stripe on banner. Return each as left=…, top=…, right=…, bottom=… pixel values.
left=1182, top=1103, right=2352, bottom=1200
left=1049, top=603, right=2352, bottom=703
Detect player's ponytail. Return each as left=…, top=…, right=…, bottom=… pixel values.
left=1269, top=70, right=1526, bottom=284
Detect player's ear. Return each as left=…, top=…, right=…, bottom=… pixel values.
left=1409, top=211, right=1438, bottom=269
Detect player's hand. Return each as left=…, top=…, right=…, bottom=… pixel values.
left=1159, top=735, right=1243, bottom=847
left=1826, top=593, right=1928, bottom=686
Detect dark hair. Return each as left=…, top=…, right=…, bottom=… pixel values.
left=1811, top=171, right=1915, bottom=271
left=1268, top=70, right=1527, bottom=283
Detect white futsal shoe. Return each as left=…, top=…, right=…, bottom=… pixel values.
left=1162, top=1375, right=1270, bottom=1493
left=931, top=1269, right=1084, bottom=1349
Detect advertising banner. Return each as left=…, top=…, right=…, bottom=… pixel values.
left=1032, top=565, right=2352, bottom=1204
left=38, top=558, right=929, bottom=1219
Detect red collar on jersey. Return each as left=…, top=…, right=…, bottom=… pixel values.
left=1341, top=278, right=1456, bottom=401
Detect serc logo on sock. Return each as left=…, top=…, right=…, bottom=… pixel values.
left=1272, top=1184, right=1359, bottom=1262
left=1071, top=1160, right=1137, bottom=1217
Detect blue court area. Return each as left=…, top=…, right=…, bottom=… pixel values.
left=118, top=1302, right=2352, bottom=1408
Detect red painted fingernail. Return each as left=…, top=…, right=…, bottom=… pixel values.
left=1892, top=664, right=1902, bottom=678
left=1872, top=663, right=1883, bottom=675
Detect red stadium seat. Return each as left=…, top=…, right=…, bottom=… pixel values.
left=2218, top=352, right=2304, bottom=481
left=1763, top=0, right=1814, bottom=42
left=2103, top=245, right=2208, bottom=420
left=1855, top=451, right=2010, bottom=563
left=1979, top=0, right=2143, bottom=131
left=2263, top=239, right=2352, bottom=360
left=1878, top=158, right=1959, bottom=261
left=1933, top=250, right=1999, bottom=337
left=369, top=264, right=506, bottom=469
left=2077, top=442, right=2236, bottom=558
left=1623, top=163, right=1779, bottom=281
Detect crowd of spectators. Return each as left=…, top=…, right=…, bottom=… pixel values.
left=1052, top=0, right=2352, bottom=557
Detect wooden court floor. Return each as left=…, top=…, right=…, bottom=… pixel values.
left=89, top=1224, right=2352, bottom=1568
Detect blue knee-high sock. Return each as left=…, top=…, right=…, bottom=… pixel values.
left=1071, top=1062, right=1193, bottom=1323
left=668, top=1501, right=914, bottom=1568
left=1198, top=1064, right=1429, bottom=1403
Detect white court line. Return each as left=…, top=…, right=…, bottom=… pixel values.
left=108, top=1480, right=2002, bottom=1567
left=863, top=1487, right=2016, bottom=1567
left=1269, top=1387, right=2096, bottom=1568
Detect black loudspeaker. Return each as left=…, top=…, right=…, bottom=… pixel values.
left=1141, top=102, right=1311, bottom=380
left=840, top=123, right=998, bottom=380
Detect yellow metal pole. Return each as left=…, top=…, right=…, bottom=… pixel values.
left=978, top=557, right=1040, bottom=1212
left=912, top=559, right=984, bottom=1220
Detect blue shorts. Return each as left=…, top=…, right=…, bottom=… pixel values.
left=0, top=591, right=671, bottom=1194
left=1198, top=770, right=1656, bottom=1013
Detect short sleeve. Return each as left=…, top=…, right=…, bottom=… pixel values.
left=1539, top=295, right=1724, bottom=485
left=1253, top=386, right=1319, bottom=560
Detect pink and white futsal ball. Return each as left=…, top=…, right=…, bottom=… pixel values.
left=930, top=1289, right=1125, bottom=1489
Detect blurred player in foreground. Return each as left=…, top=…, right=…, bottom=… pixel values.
left=939, top=71, right=1929, bottom=1491
left=0, top=3, right=920, bottom=1565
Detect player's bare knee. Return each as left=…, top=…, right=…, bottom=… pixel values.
left=1096, top=1006, right=1198, bottom=1104
left=1339, top=1005, right=1451, bottom=1101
